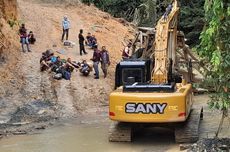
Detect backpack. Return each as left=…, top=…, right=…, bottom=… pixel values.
left=63, top=71, right=71, bottom=80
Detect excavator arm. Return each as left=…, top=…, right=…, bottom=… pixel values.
left=152, top=0, right=179, bottom=84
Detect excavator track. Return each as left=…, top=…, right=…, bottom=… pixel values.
left=109, top=122, right=133, bottom=142
left=175, top=107, right=203, bottom=143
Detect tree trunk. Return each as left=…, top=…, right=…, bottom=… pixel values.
left=215, top=109, right=227, bottom=137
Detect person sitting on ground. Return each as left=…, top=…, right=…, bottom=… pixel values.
left=19, top=23, right=31, bottom=52
left=86, top=32, right=93, bottom=46
left=100, top=46, right=110, bottom=78
left=67, top=58, right=80, bottom=68
left=91, top=35, right=98, bottom=48
left=64, top=58, right=76, bottom=73
left=42, top=49, right=53, bottom=58
left=28, top=31, right=36, bottom=44
left=122, top=42, right=132, bottom=60
left=40, top=50, right=54, bottom=71
left=40, top=56, right=50, bottom=72
left=51, top=56, right=63, bottom=72
left=79, top=60, right=91, bottom=76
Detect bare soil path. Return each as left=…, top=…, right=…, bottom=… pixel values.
left=17, top=0, right=127, bottom=118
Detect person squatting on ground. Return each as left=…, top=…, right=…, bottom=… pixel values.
left=100, top=46, right=110, bottom=78
left=86, top=32, right=92, bottom=46
left=79, top=60, right=91, bottom=76
left=91, top=46, right=101, bottom=79
left=91, top=35, right=97, bottom=48
left=122, top=42, right=132, bottom=60
left=64, top=58, right=76, bottom=73
left=85, top=33, right=97, bottom=48
left=19, top=24, right=31, bottom=52
left=61, top=15, right=70, bottom=42
left=40, top=49, right=54, bottom=71
left=78, top=29, right=88, bottom=56
left=28, top=31, right=36, bottom=44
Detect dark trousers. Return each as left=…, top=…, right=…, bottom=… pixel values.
left=62, top=29, right=69, bottom=41
left=79, top=43, right=86, bottom=55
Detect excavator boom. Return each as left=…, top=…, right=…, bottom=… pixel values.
left=152, top=0, right=179, bottom=84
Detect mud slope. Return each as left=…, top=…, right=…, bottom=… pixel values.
left=17, top=0, right=134, bottom=114
left=0, top=0, right=21, bottom=96
left=0, top=0, right=134, bottom=135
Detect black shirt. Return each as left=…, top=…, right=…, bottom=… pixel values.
left=78, top=33, right=85, bottom=44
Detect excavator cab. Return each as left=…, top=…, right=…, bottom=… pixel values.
left=114, top=60, right=152, bottom=89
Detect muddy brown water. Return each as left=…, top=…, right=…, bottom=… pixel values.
left=0, top=114, right=179, bottom=152
left=0, top=95, right=229, bottom=152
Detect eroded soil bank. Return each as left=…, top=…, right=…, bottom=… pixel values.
left=0, top=0, right=133, bottom=136
left=0, top=0, right=229, bottom=151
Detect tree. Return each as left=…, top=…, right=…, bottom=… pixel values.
left=133, top=0, right=157, bottom=26
left=81, top=0, right=205, bottom=46
left=179, top=0, right=205, bottom=46
left=199, top=0, right=230, bottom=137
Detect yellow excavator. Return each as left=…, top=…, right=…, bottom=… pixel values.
left=109, top=0, right=203, bottom=143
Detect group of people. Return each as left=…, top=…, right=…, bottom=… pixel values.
left=19, top=15, right=110, bottom=81
left=91, top=46, right=110, bottom=79
left=61, top=16, right=98, bottom=56
left=61, top=16, right=110, bottom=79
left=40, top=49, right=92, bottom=80
left=19, top=24, right=36, bottom=52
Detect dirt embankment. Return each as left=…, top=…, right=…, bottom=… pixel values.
left=0, top=0, right=22, bottom=96
left=0, top=0, right=18, bottom=64
left=0, top=0, right=134, bottom=137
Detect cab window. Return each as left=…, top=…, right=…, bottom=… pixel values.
left=122, top=68, right=143, bottom=84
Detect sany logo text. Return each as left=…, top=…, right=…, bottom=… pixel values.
left=125, top=103, right=167, bottom=114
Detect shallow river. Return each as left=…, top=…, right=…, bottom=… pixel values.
left=1, top=95, right=229, bottom=152
left=0, top=114, right=179, bottom=152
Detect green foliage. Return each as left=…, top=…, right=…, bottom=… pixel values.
left=7, top=19, right=18, bottom=28
left=133, top=0, right=157, bottom=26
left=82, top=0, right=205, bottom=46
left=81, top=0, right=145, bottom=21
left=179, top=0, right=205, bottom=46
left=199, top=0, right=230, bottom=112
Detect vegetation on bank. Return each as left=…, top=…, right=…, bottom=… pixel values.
left=199, top=0, right=230, bottom=137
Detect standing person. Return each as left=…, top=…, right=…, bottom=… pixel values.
left=91, top=46, right=101, bottom=79
left=122, top=42, right=132, bottom=60
left=78, top=29, right=87, bottom=56
left=61, top=15, right=70, bottom=42
left=100, top=46, right=110, bottom=78
left=19, top=24, right=30, bottom=52
left=163, top=3, right=173, bottom=21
